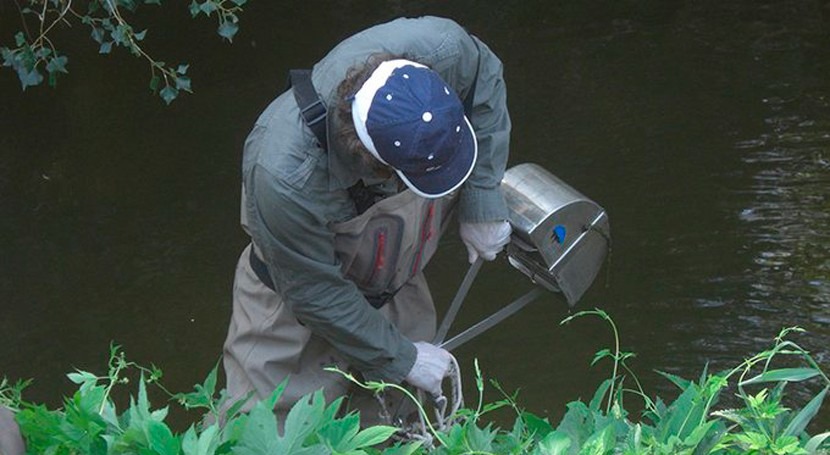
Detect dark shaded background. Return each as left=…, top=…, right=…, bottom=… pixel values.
left=2, top=0, right=829, bottom=429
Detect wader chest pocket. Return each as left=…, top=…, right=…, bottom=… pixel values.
left=335, top=214, right=405, bottom=296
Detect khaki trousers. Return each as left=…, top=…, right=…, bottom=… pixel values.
left=222, top=243, right=437, bottom=424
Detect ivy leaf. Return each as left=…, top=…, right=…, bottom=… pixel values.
left=175, top=75, right=192, bottom=93
left=90, top=26, right=105, bottom=44
left=134, top=29, right=148, bottom=41
left=15, top=32, right=26, bottom=47
left=46, top=55, right=68, bottom=74
left=99, top=41, right=113, bottom=54
left=176, top=64, right=189, bottom=75
left=199, top=1, right=217, bottom=15
left=217, top=20, right=238, bottom=41
left=231, top=0, right=247, bottom=5
left=19, top=68, right=43, bottom=89
left=188, top=0, right=201, bottom=17
left=2, top=47, right=16, bottom=67
left=149, top=74, right=161, bottom=92
left=160, top=85, right=179, bottom=105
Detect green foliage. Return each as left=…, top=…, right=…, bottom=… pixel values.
left=1, top=0, right=247, bottom=104
left=1, top=316, right=829, bottom=454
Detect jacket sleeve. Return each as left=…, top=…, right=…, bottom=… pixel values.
left=456, top=33, right=512, bottom=223
left=313, top=17, right=511, bottom=223
left=243, top=137, right=417, bottom=384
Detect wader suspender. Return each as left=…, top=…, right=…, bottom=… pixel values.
left=250, top=39, right=482, bottom=306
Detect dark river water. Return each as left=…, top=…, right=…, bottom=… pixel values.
left=2, top=0, right=829, bottom=431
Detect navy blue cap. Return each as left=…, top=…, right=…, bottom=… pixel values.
left=352, top=60, right=477, bottom=198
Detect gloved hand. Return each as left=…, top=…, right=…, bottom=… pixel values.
left=459, top=220, right=512, bottom=263
left=404, top=341, right=452, bottom=396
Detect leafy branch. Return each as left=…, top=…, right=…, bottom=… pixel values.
left=1, top=0, right=248, bottom=104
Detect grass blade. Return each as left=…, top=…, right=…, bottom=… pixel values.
left=805, top=431, right=830, bottom=453
left=740, top=368, right=820, bottom=386
left=783, top=387, right=828, bottom=437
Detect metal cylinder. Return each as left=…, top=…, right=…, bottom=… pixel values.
left=502, top=163, right=611, bottom=305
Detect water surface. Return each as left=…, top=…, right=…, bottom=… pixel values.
left=1, top=0, right=828, bottom=429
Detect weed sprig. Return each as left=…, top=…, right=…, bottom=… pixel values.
left=1, top=311, right=828, bottom=454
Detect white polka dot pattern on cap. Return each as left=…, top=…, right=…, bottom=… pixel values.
left=351, top=59, right=429, bottom=160
left=422, top=112, right=433, bottom=122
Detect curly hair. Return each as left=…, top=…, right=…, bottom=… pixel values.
left=333, top=52, right=409, bottom=178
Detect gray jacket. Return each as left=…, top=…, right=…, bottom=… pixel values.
left=241, top=16, right=511, bottom=382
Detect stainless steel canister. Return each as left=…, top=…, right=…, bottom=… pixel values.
left=502, top=163, right=611, bottom=305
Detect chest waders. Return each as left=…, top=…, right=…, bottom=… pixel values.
left=222, top=65, right=478, bottom=425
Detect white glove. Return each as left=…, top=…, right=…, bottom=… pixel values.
left=459, top=220, right=512, bottom=263
left=0, top=407, right=25, bottom=455
left=404, top=342, right=452, bottom=396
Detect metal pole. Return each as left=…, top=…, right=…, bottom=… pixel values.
left=440, top=287, right=545, bottom=351
left=433, top=257, right=484, bottom=345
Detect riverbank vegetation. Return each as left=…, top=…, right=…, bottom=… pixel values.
left=2, top=309, right=828, bottom=454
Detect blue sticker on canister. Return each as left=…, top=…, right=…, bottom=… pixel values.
left=553, top=225, right=566, bottom=244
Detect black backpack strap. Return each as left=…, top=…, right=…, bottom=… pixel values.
left=289, top=69, right=328, bottom=151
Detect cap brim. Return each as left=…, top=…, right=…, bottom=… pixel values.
left=396, top=116, right=477, bottom=198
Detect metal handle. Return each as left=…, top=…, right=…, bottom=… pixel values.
left=433, top=257, right=484, bottom=345
left=440, top=287, right=545, bottom=351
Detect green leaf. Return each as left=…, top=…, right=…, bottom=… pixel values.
left=554, top=401, right=593, bottom=448
left=67, top=370, right=98, bottom=385
left=351, top=425, right=397, bottom=449
left=189, top=0, right=201, bottom=17
left=46, top=56, right=68, bottom=74
left=233, top=400, right=280, bottom=454
left=522, top=411, right=554, bottom=439
left=182, top=426, right=199, bottom=455
left=200, top=1, right=218, bottom=15
left=149, top=75, right=160, bottom=92
left=19, top=68, right=43, bottom=89
left=805, top=431, right=830, bottom=453
left=177, top=64, right=190, bottom=74
left=380, top=441, right=423, bottom=455
left=148, top=420, right=180, bottom=455
left=783, top=387, right=828, bottom=437
left=134, top=29, right=148, bottom=41
left=740, top=368, right=820, bottom=386
left=318, top=412, right=360, bottom=451
left=174, top=361, right=219, bottom=410
left=160, top=86, right=178, bottom=105
left=656, top=370, right=693, bottom=391
left=589, top=378, right=612, bottom=412
left=536, top=430, right=571, bottom=455
left=15, top=32, right=26, bottom=47
left=1, top=47, right=15, bottom=67
left=580, top=423, right=615, bottom=454
left=91, top=27, right=105, bottom=43
left=591, top=349, right=612, bottom=366
left=99, top=41, right=113, bottom=54
left=279, top=391, right=326, bottom=453
left=218, top=21, right=239, bottom=42
left=199, top=424, right=221, bottom=454
left=175, top=76, right=192, bottom=93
